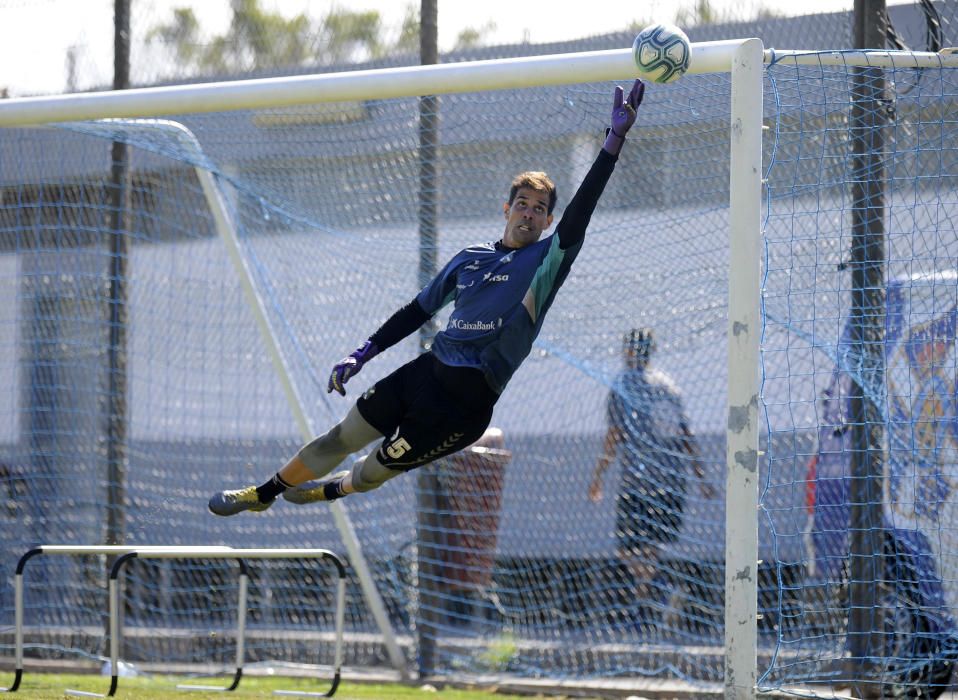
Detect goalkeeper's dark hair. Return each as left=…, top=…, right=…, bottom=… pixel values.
left=509, top=171, right=557, bottom=214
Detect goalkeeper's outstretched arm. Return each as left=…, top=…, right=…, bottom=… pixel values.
left=327, top=298, right=432, bottom=395
left=556, top=80, right=644, bottom=251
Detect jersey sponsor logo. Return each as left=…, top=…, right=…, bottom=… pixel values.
left=456, top=281, right=476, bottom=290
left=448, top=318, right=501, bottom=331
left=499, top=251, right=515, bottom=263
left=483, top=272, right=509, bottom=283
left=464, top=261, right=482, bottom=271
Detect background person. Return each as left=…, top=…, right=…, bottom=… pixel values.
left=589, top=328, right=711, bottom=628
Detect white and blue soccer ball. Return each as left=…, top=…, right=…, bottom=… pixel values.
left=632, top=23, right=691, bottom=84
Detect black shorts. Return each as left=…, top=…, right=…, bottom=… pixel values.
left=356, top=353, right=497, bottom=471
left=615, top=469, right=686, bottom=551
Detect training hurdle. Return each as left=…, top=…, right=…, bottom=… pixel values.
left=0, top=545, right=346, bottom=698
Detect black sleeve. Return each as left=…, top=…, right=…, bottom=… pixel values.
left=368, top=298, right=432, bottom=352
left=557, top=148, right=618, bottom=250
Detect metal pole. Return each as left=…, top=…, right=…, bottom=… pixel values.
left=415, top=0, right=442, bottom=679
left=106, top=0, right=130, bottom=550
left=105, top=0, right=131, bottom=652
left=846, top=1, right=887, bottom=695
left=724, top=37, right=764, bottom=700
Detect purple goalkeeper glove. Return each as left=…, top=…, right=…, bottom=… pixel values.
left=603, top=79, right=645, bottom=156
left=327, top=340, right=379, bottom=396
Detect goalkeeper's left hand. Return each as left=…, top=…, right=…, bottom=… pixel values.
left=603, top=79, right=645, bottom=156
left=327, top=339, right=378, bottom=396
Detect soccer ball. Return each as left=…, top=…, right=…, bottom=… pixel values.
left=632, top=23, right=691, bottom=84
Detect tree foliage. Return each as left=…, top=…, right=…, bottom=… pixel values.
left=318, top=8, right=383, bottom=64
left=146, top=0, right=510, bottom=77
left=147, top=0, right=401, bottom=76
left=453, top=21, right=497, bottom=51
left=673, top=0, right=782, bottom=26
left=627, top=0, right=781, bottom=31
left=394, top=5, right=421, bottom=56
left=146, top=0, right=785, bottom=79
left=145, top=7, right=203, bottom=67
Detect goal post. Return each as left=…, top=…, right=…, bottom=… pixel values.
left=725, top=37, right=764, bottom=700
left=0, top=38, right=765, bottom=695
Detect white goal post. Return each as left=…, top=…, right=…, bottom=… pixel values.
left=4, top=37, right=955, bottom=700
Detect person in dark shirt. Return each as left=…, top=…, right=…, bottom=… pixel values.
left=589, top=328, right=708, bottom=623
left=209, top=80, right=645, bottom=516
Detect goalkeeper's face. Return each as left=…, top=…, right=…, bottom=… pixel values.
left=502, top=187, right=554, bottom=248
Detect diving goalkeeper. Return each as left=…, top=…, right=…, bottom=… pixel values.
left=209, top=79, right=645, bottom=516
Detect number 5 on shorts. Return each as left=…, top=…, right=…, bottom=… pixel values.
left=385, top=437, right=412, bottom=459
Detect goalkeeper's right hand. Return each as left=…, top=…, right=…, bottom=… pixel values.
left=603, top=79, right=645, bottom=156
left=327, top=340, right=379, bottom=396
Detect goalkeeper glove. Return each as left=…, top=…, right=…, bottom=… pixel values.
left=603, top=79, right=645, bottom=156
left=327, top=340, right=379, bottom=396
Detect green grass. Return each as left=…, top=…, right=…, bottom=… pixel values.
left=4, top=673, right=591, bottom=699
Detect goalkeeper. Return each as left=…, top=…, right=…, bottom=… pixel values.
left=209, top=79, right=645, bottom=516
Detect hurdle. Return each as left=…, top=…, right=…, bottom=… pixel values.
left=0, top=546, right=346, bottom=698
left=0, top=546, right=235, bottom=695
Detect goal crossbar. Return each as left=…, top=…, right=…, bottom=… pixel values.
left=0, top=40, right=749, bottom=127
left=0, top=43, right=954, bottom=129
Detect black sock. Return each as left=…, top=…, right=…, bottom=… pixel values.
left=256, top=473, right=292, bottom=503
left=323, top=477, right=347, bottom=501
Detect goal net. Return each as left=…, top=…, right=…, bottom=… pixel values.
left=759, top=52, right=958, bottom=697
left=0, top=44, right=956, bottom=697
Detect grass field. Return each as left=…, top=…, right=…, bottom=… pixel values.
left=4, top=673, right=603, bottom=699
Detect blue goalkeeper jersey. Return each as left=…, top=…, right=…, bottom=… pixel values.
left=415, top=149, right=617, bottom=394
